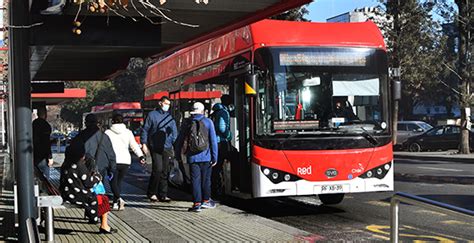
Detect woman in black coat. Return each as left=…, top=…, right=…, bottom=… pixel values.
left=59, top=140, right=117, bottom=234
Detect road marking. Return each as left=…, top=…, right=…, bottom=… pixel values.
left=415, top=209, right=447, bottom=216
left=417, top=166, right=463, bottom=172
left=372, top=234, right=390, bottom=240
left=366, top=225, right=457, bottom=242
left=441, top=220, right=474, bottom=226
left=366, top=201, right=390, bottom=207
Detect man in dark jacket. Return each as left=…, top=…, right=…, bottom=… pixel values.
left=33, top=106, right=53, bottom=178
left=76, top=114, right=117, bottom=181
left=175, top=102, right=218, bottom=212
left=141, top=96, right=178, bottom=202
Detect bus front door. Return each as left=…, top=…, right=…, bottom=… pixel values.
left=227, top=77, right=252, bottom=195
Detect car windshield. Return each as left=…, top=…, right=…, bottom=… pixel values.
left=255, top=47, right=389, bottom=136
left=417, top=122, right=433, bottom=131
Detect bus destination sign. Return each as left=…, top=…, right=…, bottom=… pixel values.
left=279, top=51, right=368, bottom=66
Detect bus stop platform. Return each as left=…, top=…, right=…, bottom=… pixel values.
left=0, top=153, right=311, bottom=242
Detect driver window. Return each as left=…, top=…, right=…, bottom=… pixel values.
left=445, top=126, right=460, bottom=134
left=406, top=124, right=418, bottom=132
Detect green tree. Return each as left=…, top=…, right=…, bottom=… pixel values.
left=61, top=81, right=117, bottom=127
left=380, top=0, right=447, bottom=143
left=454, top=0, right=473, bottom=154
left=271, top=5, right=309, bottom=21
left=111, top=58, right=148, bottom=102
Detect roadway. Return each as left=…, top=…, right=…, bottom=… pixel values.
left=123, top=156, right=474, bottom=242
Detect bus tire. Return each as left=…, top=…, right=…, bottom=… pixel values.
left=319, top=193, right=344, bottom=205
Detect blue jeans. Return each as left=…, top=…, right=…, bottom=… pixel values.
left=190, top=162, right=212, bottom=204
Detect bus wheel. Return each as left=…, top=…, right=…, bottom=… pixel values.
left=319, top=193, right=344, bottom=205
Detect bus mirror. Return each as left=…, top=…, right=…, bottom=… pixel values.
left=245, top=73, right=258, bottom=96
left=393, top=80, right=401, bottom=100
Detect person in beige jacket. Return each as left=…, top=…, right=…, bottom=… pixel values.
left=105, top=114, right=145, bottom=210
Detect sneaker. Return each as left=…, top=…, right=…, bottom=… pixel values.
left=149, top=195, right=158, bottom=202
left=188, top=204, right=202, bottom=212
left=201, top=200, right=216, bottom=209
left=118, top=198, right=125, bottom=211
left=112, top=203, right=119, bottom=211
left=159, top=196, right=171, bottom=203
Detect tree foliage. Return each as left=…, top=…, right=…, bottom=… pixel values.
left=60, top=57, right=150, bottom=127
left=377, top=0, right=449, bottom=120
left=271, top=5, right=309, bottom=21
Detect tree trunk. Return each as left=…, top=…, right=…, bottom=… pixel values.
left=456, top=0, right=471, bottom=154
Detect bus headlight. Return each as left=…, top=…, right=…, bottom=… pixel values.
left=260, top=166, right=301, bottom=184
left=360, top=162, right=392, bottom=179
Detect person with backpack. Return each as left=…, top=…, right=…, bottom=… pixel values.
left=141, top=96, right=178, bottom=202
left=105, top=114, right=146, bottom=210
left=210, top=95, right=232, bottom=198
left=175, top=102, right=218, bottom=212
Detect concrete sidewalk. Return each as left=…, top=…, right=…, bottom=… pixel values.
left=1, top=153, right=312, bottom=242
left=394, top=151, right=474, bottom=185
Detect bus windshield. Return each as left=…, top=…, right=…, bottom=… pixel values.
left=256, top=47, right=389, bottom=136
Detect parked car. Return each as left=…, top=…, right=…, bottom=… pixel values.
left=396, top=121, right=433, bottom=145
left=402, top=125, right=473, bottom=152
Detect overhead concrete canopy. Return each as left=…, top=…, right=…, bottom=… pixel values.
left=30, top=0, right=310, bottom=81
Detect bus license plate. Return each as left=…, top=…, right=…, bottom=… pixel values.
left=320, top=184, right=344, bottom=193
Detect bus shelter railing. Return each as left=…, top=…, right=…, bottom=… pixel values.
left=390, top=192, right=474, bottom=242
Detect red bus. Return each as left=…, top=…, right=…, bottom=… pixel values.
left=83, top=102, right=143, bottom=143
left=144, top=20, right=393, bottom=204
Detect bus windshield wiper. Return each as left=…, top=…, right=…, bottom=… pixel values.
left=359, top=127, right=378, bottom=146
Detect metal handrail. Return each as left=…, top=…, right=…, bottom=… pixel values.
left=390, top=192, right=474, bottom=242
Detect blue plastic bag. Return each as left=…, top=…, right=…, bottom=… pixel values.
left=92, top=181, right=106, bottom=195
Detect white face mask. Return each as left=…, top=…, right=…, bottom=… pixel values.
left=161, top=104, right=170, bottom=112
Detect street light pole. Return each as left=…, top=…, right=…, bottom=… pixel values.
left=8, top=0, right=36, bottom=241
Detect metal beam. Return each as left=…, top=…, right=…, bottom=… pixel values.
left=9, top=0, right=36, bottom=241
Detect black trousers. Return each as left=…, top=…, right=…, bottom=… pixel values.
left=211, top=141, right=230, bottom=196
left=110, top=164, right=130, bottom=203
left=147, top=148, right=173, bottom=198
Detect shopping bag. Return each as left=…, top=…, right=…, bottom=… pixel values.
left=92, top=181, right=106, bottom=195
left=168, top=159, right=184, bottom=187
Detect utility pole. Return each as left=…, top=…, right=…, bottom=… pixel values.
left=8, top=0, right=36, bottom=241
left=456, top=0, right=472, bottom=154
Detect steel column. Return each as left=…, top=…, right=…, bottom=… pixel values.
left=8, top=0, right=36, bottom=241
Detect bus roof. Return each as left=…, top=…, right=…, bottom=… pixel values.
left=145, top=19, right=385, bottom=88
left=91, top=102, right=141, bottom=112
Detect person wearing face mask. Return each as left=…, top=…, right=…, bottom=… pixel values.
left=141, top=96, right=178, bottom=202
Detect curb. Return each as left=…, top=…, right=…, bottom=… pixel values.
left=395, top=172, right=474, bottom=185
left=394, top=154, right=474, bottom=163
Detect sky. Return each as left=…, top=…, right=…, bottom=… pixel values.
left=307, top=0, right=382, bottom=22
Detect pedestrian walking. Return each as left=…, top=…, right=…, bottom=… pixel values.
left=32, top=106, right=54, bottom=179
left=59, top=140, right=117, bottom=234
left=141, top=96, right=178, bottom=202
left=175, top=102, right=218, bottom=212
left=105, top=114, right=146, bottom=210
left=210, top=95, right=232, bottom=198
left=76, top=114, right=117, bottom=184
